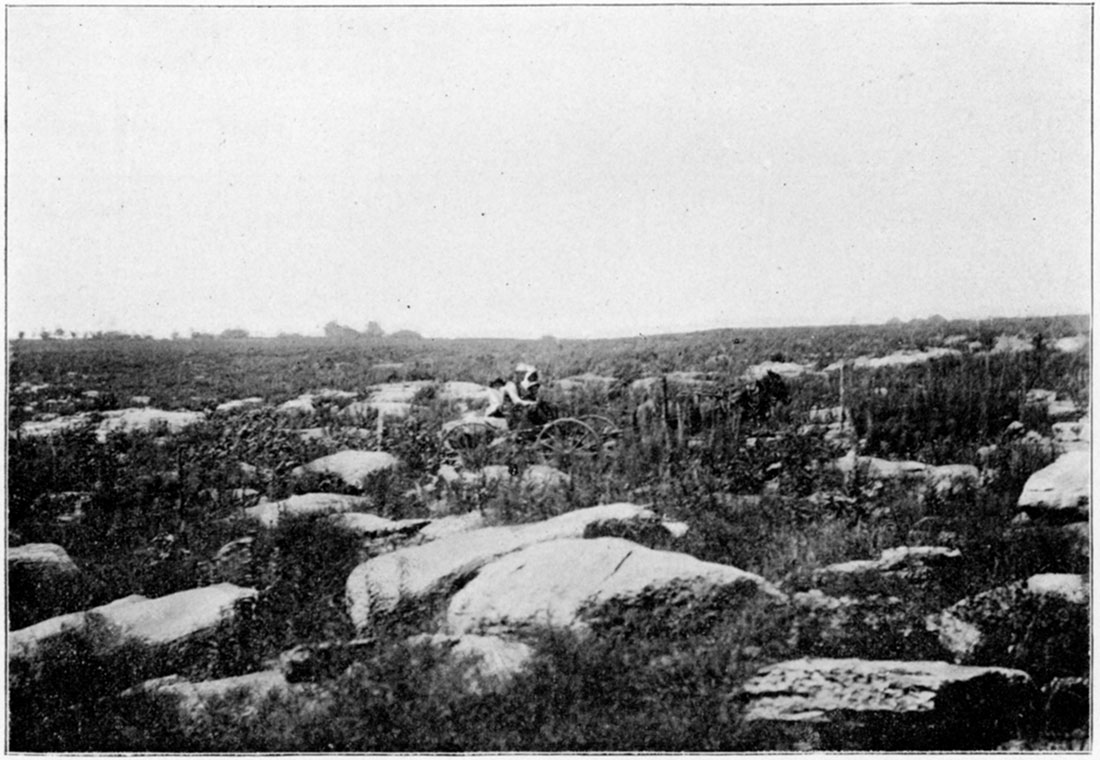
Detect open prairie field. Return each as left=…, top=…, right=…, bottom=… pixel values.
left=7, top=315, right=1090, bottom=751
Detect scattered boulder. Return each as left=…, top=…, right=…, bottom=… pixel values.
left=9, top=542, right=80, bottom=577
left=834, top=451, right=928, bottom=480
left=437, top=381, right=493, bottom=403
left=245, top=493, right=373, bottom=528
left=812, top=546, right=961, bottom=596
left=346, top=504, right=687, bottom=632
left=415, top=510, right=488, bottom=542
left=520, top=464, right=570, bottom=490
left=88, top=583, right=258, bottom=649
left=291, top=450, right=399, bottom=488
left=789, top=591, right=947, bottom=661
left=1053, top=335, right=1088, bottom=353
left=927, top=464, right=979, bottom=496
left=19, top=408, right=205, bottom=442
left=1017, top=450, right=1089, bottom=517
left=331, top=512, right=431, bottom=538
left=95, top=408, right=206, bottom=441
left=991, top=335, right=1034, bottom=354
left=128, top=670, right=326, bottom=722
left=9, top=594, right=148, bottom=660
left=11, top=584, right=256, bottom=661
left=1052, top=417, right=1089, bottom=452
left=277, top=395, right=316, bottom=414
left=407, top=633, right=535, bottom=695
left=129, top=395, right=151, bottom=406
left=365, top=381, right=432, bottom=404
left=738, top=657, right=1035, bottom=750
left=926, top=575, right=1089, bottom=681
left=445, top=537, right=784, bottom=636
left=215, top=397, right=264, bottom=413
left=824, top=348, right=960, bottom=372
left=742, top=361, right=809, bottom=380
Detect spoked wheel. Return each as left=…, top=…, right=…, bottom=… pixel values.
left=535, top=418, right=602, bottom=464
left=578, top=414, right=621, bottom=439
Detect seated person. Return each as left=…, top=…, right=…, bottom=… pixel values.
left=484, top=364, right=540, bottom=429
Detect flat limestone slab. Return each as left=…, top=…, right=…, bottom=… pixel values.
left=445, top=537, right=784, bottom=635
left=1017, top=450, right=1090, bottom=512
left=740, top=657, right=1034, bottom=750
left=346, top=503, right=682, bottom=632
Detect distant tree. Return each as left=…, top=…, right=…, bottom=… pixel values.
left=324, top=321, right=360, bottom=339
left=390, top=329, right=423, bottom=340
left=219, top=328, right=250, bottom=339
left=54, top=328, right=65, bottom=339
left=17, top=331, right=24, bottom=341
left=171, top=331, right=181, bottom=340
left=886, top=317, right=903, bottom=326
left=40, top=331, right=52, bottom=341
left=191, top=331, right=215, bottom=340
left=364, top=321, right=385, bottom=339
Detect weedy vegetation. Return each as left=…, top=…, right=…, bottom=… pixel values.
left=6, top=314, right=1090, bottom=751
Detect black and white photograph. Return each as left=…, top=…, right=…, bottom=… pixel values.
left=5, top=2, right=1091, bottom=751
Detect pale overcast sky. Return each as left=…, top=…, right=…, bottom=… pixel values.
left=6, top=5, right=1092, bottom=339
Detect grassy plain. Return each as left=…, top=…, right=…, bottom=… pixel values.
left=6, top=314, right=1090, bottom=750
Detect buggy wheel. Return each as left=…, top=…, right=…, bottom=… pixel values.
left=578, top=414, right=620, bottom=439
left=535, top=418, right=602, bottom=463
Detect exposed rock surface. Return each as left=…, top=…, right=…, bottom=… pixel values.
left=742, top=361, right=810, bottom=380
left=245, top=493, right=373, bottom=527
left=346, top=504, right=687, bottom=632
left=519, top=464, right=571, bottom=490
left=824, top=348, right=960, bottom=372
left=739, top=657, right=1034, bottom=750
left=408, top=633, right=535, bottom=694
left=445, top=537, right=784, bottom=636
left=1052, top=417, right=1090, bottom=452
left=834, top=451, right=928, bottom=480
left=1017, top=450, right=1089, bottom=515
left=437, top=381, right=493, bottom=403
left=812, top=546, right=961, bottom=595
left=19, top=408, right=205, bottom=442
left=215, top=397, right=264, bottom=412
left=926, top=574, right=1089, bottom=680
left=789, top=591, right=947, bottom=661
left=331, top=512, right=432, bottom=537
left=1053, top=335, right=1088, bottom=353
left=9, top=595, right=148, bottom=659
left=9, top=543, right=80, bottom=576
left=291, top=450, right=399, bottom=488
left=11, top=584, right=256, bottom=659
left=131, top=670, right=293, bottom=716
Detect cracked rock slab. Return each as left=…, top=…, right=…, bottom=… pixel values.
left=445, top=536, right=784, bottom=635
left=346, top=504, right=696, bottom=633
left=739, top=657, right=1034, bottom=750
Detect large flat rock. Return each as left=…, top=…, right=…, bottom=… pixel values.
left=10, top=584, right=256, bottom=660
left=445, top=537, right=784, bottom=635
left=245, top=493, right=373, bottom=527
left=291, top=450, right=399, bottom=488
left=346, top=503, right=684, bottom=632
left=1017, top=450, right=1089, bottom=513
left=740, top=657, right=1034, bottom=750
